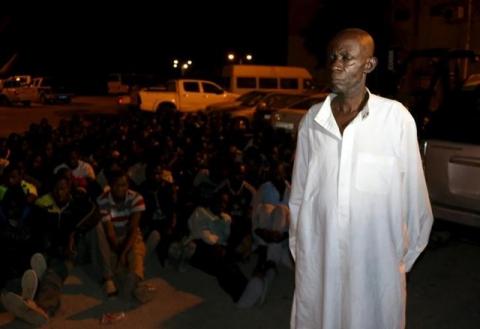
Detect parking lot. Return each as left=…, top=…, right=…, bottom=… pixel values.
left=0, top=96, right=120, bottom=138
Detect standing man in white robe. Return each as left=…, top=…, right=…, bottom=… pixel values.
left=289, top=28, right=433, bottom=329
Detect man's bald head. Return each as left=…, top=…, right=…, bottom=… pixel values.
left=331, top=28, right=375, bottom=57
left=327, top=28, right=377, bottom=96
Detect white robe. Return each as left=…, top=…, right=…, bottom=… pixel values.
left=289, top=92, right=433, bottom=329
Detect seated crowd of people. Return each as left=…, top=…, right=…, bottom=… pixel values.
left=0, top=110, right=295, bottom=325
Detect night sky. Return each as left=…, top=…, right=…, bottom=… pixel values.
left=2, top=1, right=397, bottom=93
left=1, top=2, right=288, bottom=85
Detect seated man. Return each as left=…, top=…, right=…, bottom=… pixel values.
left=184, top=194, right=268, bottom=308
left=0, top=164, right=38, bottom=204
left=249, top=162, right=292, bottom=306
left=140, top=162, right=177, bottom=265
left=53, top=147, right=100, bottom=198
left=96, top=169, right=150, bottom=302
left=0, top=187, right=48, bottom=326
left=32, top=170, right=100, bottom=318
left=252, top=161, right=291, bottom=268
left=215, top=162, right=256, bottom=259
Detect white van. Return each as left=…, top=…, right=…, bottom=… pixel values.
left=222, top=65, right=314, bottom=95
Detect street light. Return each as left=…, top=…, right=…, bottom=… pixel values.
left=172, top=58, right=193, bottom=76
left=227, top=52, right=253, bottom=64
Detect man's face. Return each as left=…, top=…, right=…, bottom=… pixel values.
left=112, top=176, right=128, bottom=200
left=53, top=179, right=71, bottom=206
left=152, top=166, right=163, bottom=183
left=327, top=35, right=370, bottom=95
left=7, top=169, right=21, bottom=187
left=7, top=202, right=22, bottom=221
left=68, top=151, right=80, bottom=169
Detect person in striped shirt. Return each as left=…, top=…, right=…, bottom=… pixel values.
left=96, top=169, right=149, bottom=301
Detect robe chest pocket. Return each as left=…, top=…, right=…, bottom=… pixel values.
left=355, top=153, right=395, bottom=194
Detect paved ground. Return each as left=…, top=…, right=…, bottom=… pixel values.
left=0, top=221, right=479, bottom=328
left=0, top=253, right=295, bottom=329
left=0, top=96, right=120, bottom=138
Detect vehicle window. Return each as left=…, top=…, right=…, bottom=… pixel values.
left=237, top=91, right=261, bottom=102
left=241, top=92, right=269, bottom=106
left=202, top=82, right=223, bottom=94
left=3, top=80, right=20, bottom=88
left=183, top=82, right=200, bottom=92
left=272, top=95, right=305, bottom=107
left=280, top=78, right=299, bottom=89
left=288, top=97, right=324, bottom=110
left=259, top=78, right=278, bottom=89
left=425, top=87, right=480, bottom=144
left=237, top=77, right=256, bottom=88
left=263, top=94, right=304, bottom=108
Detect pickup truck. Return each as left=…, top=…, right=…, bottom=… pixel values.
left=422, top=81, right=480, bottom=227
left=138, top=79, right=238, bottom=112
left=30, top=77, right=73, bottom=104
left=0, top=79, right=36, bottom=106
left=0, top=76, right=72, bottom=106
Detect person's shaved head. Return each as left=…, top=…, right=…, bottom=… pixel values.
left=327, top=28, right=377, bottom=96
left=330, top=28, right=375, bottom=57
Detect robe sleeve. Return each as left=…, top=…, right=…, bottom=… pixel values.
left=289, top=115, right=310, bottom=261
left=399, top=107, right=434, bottom=272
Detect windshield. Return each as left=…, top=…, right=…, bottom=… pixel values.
left=240, top=91, right=269, bottom=106
left=288, top=97, right=325, bottom=110
left=425, top=87, right=480, bottom=144
left=263, top=94, right=306, bottom=108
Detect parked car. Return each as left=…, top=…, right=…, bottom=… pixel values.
left=268, top=93, right=327, bottom=133
left=213, top=92, right=309, bottom=131
left=31, top=77, right=73, bottom=104
left=252, top=93, right=320, bottom=130
left=206, top=90, right=270, bottom=113
left=422, top=81, right=480, bottom=227
left=0, top=79, right=36, bottom=106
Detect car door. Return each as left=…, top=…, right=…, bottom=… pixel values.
left=180, top=81, right=203, bottom=111
left=201, top=82, right=228, bottom=107
left=424, top=87, right=480, bottom=227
